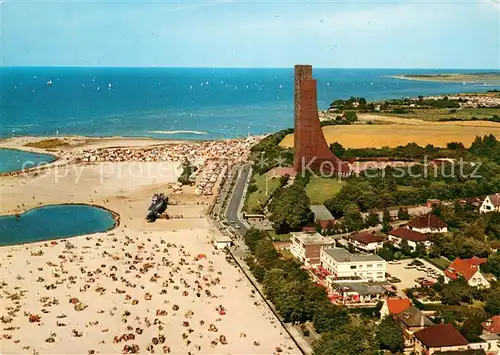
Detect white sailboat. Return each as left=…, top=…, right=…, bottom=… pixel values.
left=47, top=80, right=53, bottom=85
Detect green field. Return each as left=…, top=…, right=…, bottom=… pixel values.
left=244, top=172, right=282, bottom=213
left=368, top=107, right=500, bottom=121
left=425, top=257, right=451, bottom=270
left=305, top=176, right=343, bottom=204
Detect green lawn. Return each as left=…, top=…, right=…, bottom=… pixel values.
left=244, top=172, right=282, bottom=213
left=425, top=257, right=451, bottom=271
left=268, top=231, right=291, bottom=242
left=472, top=300, right=485, bottom=309
left=305, top=176, right=343, bottom=204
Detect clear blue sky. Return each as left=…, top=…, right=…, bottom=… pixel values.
left=1, top=0, right=499, bottom=68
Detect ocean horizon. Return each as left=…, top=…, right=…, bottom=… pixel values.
left=1, top=67, right=499, bottom=140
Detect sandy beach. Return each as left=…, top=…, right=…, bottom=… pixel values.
left=0, top=136, right=299, bottom=355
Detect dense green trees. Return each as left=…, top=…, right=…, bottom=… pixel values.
left=329, top=97, right=367, bottom=111
left=482, top=252, right=500, bottom=278
left=460, top=316, right=486, bottom=342
left=485, top=290, right=500, bottom=315
left=312, top=324, right=378, bottom=355
left=429, top=233, right=490, bottom=260
left=376, top=317, right=405, bottom=353
left=397, top=207, right=410, bottom=220
left=268, top=183, right=312, bottom=233
left=441, top=279, right=473, bottom=306
left=312, top=304, right=350, bottom=333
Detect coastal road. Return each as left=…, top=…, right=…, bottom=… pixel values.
left=225, top=163, right=252, bottom=235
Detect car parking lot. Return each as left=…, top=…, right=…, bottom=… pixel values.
left=387, top=259, right=444, bottom=290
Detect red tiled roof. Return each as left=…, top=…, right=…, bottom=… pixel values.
left=482, top=315, right=500, bottom=334
left=389, top=227, right=429, bottom=242
left=350, top=231, right=385, bottom=245
left=386, top=298, right=412, bottom=315
left=487, top=193, right=500, bottom=207
left=408, top=213, right=448, bottom=230
left=415, top=323, right=469, bottom=348
left=444, top=257, right=487, bottom=281
left=268, top=167, right=297, bottom=178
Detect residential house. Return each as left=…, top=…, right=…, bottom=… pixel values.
left=482, top=315, right=500, bottom=335
left=480, top=193, right=500, bottom=214
left=320, top=248, right=387, bottom=282
left=408, top=213, right=448, bottom=234
left=388, top=227, right=431, bottom=251
left=395, top=306, right=434, bottom=348
left=310, top=204, right=336, bottom=230
left=413, top=323, right=470, bottom=355
left=348, top=231, right=385, bottom=253
left=289, top=231, right=335, bottom=267
left=380, top=297, right=412, bottom=319
left=444, top=257, right=491, bottom=288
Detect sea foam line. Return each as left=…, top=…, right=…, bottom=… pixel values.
left=149, top=130, right=208, bottom=135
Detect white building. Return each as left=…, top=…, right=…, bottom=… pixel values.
left=290, top=231, right=335, bottom=266
left=348, top=231, right=385, bottom=253
left=388, top=227, right=432, bottom=252
left=480, top=193, right=500, bottom=214
left=320, top=248, right=387, bottom=282
left=407, top=213, right=448, bottom=234
left=212, top=233, right=232, bottom=250
left=443, top=257, right=492, bottom=288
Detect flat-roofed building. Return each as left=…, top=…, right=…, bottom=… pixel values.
left=320, top=247, right=387, bottom=282
left=289, top=231, right=335, bottom=266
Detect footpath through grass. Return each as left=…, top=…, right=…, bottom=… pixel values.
left=305, top=176, right=343, bottom=204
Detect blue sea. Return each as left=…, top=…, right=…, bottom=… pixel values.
left=1, top=67, right=499, bottom=140
left=0, top=204, right=116, bottom=245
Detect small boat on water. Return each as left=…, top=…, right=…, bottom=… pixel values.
left=47, top=80, right=53, bottom=86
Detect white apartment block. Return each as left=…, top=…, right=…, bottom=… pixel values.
left=320, top=248, right=387, bottom=282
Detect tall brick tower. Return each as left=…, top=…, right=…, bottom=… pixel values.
left=293, top=65, right=350, bottom=175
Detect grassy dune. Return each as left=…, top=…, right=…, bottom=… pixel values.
left=24, top=138, right=70, bottom=149
left=280, top=121, right=500, bottom=149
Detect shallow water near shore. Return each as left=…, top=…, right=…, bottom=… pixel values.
left=0, top=204, right=116, bottom=246
left=0, top=147, right=56, bottom=174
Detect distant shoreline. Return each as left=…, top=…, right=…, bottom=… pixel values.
left=390, top=73, right=500, bottom=83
